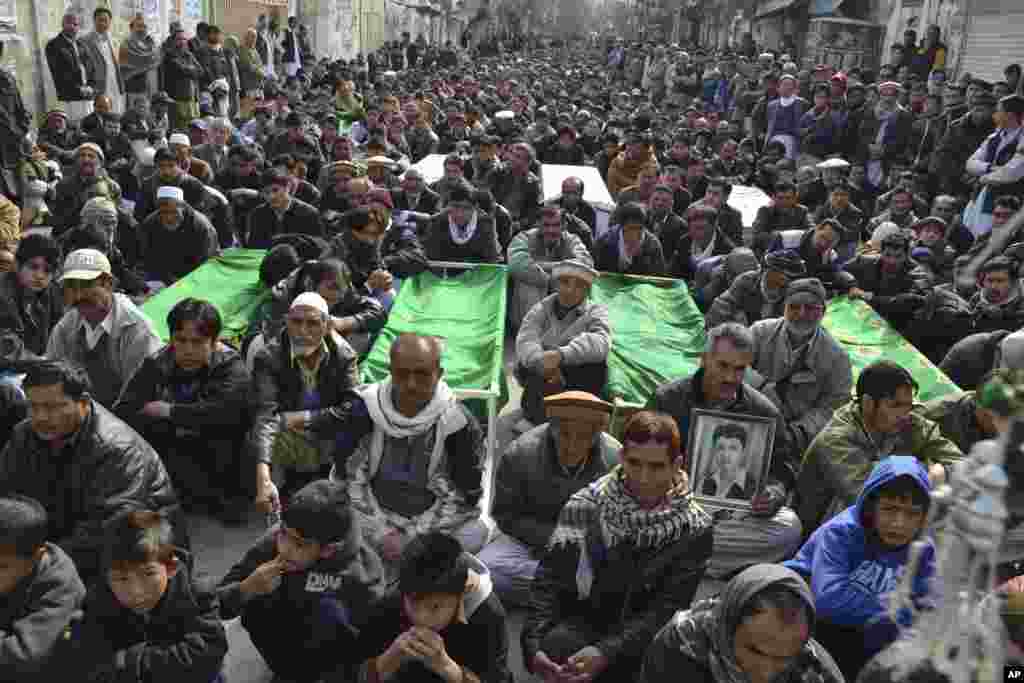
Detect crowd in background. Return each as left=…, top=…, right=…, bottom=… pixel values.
left=0, top=13, right=1020, bottom=683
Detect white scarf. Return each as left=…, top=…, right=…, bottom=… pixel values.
left=449, top=210, right=479, bottom=245
left=778, top=95, right=797, bottom=107
left=360, top=377, right=455, bottom=439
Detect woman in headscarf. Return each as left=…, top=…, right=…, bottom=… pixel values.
left=119, top=14, right=162, bottom=112
left=236, top=29, right=264, bottom=120
left=640, top=564, right=845, bottom=683
left=522, top=411, right=713, bottom=683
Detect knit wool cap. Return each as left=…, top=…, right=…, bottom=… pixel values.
left=763, top=249, right=807, bottom=279
left=786, top=277, right=827, bottom=306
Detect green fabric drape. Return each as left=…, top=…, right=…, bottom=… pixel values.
left=140, top=248, right=270, bottom=343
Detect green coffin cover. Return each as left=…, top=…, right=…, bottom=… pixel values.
left=821, top=297, right=963, bottom=404
left=361, top=266, right=508, bottom=409
left=140, top=248, right=270, bottom=343
left=591, top=274, right=707, bottom=406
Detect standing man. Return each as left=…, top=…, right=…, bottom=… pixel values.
left=46, top=13, right=94, bottom=124
left=80, top=7, right=124, bottom=115
left=281, top=17, right=302, bottom=78
left=162, top=26, right=204, bottom=131
left=119, top=14, right=161, bottom=113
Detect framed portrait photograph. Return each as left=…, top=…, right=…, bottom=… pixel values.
left=686, top=409, right=776, bottom=512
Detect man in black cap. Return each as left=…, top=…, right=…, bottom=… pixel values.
left=966, top=94, right=1024, bottom=212
left=931, top=90, right=996, bottom=196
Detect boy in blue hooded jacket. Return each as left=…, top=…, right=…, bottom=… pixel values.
left=785, top=455, right=935, bottom=680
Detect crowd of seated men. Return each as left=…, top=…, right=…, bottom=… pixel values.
left=1, top=23, right=1023, bottom=683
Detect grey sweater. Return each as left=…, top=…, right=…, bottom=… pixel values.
left=515, top=294, right=612, bottom=374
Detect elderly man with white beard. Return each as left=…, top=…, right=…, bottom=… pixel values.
left=250, top=292, right=360, bottom=517
left=747, top=278, right=853, bottom=456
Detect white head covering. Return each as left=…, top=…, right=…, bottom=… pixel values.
left=157, top=186, right=184, bottom=203
left=168, top=133, right=191, bottom=147
left=291, top=291, right=330, bottom=316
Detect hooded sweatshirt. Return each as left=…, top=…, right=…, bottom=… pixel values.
left=639, top=564, right=843, bottom=683
left=355, top=554, right=510, bottom=683
left=785, top=455, right=935, bottom=656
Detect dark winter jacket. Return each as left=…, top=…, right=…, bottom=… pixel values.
left=247, top=331, right=360, bottom=466
left=328, top=219, right=429, bottom=290
left=668, top=229, right=736, bottom=282
left=0, top=401, right=182, bottom=583
left=245, top=198, right=325, bottom=249
left=355, top=555, right=510, bottom=683
left=594, top=227, right=667, bottom=277
left=45, top=33, right=92, bottom=102
left=137, top=205, right=220, bottom=284
left=161, top=48, right=204, bottom=102
left=0, top=272, right=63, bottom=357
left=648, top=369, right=796, bottom=492
left=68, top=557, right=227, bottom=683
left=841, top=255, right=933, bottom=330
left=217, top=524, right=386, bottom=632
left=113, top=345, right=250, bottom=442
left=938, top=330, right=1009, bottom=391
left=493, top=424, right=619, bottom=550
left=421, top=211, right=503, bottom=264
left=0, top=543, right=85, bottom=682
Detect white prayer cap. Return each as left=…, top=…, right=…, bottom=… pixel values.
left=168, top=133, right=191, bottom=147
left=157, top=186, right=184, bottom=203
left=494, top=110, right=515, bottom=120
left=817, top=158, right=851, bottom=170
left=290, top=292, right=330, bottom=316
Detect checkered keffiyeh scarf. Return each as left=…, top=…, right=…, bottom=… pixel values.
left=548, top=465, right=709, bottom=598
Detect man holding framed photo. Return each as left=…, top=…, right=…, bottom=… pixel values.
left=701, top=422, right=756, bottom=500
left=647, top=323, right=802, bottom=578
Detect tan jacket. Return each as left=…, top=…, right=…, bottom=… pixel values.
left=0, top=195, right=21, bottom=249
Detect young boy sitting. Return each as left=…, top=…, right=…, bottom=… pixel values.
left=218, top=479, right=386, bottom=683
left=785, top=455, right=936, bottom=681
left=356, top=532, right=510, bottom=683
left=0, top=495, right=86, bottom=680
left=68, top=509, right=227, bottom=683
